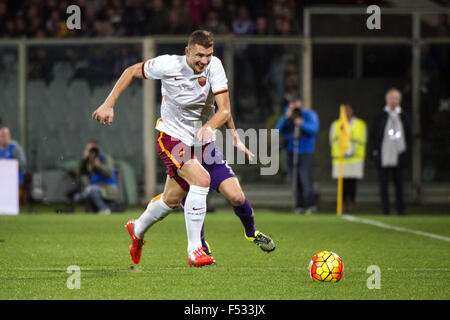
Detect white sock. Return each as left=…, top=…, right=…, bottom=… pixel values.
left=184, top=185, right=209, bottom=254
left=134, top=195, right=171, bottom=239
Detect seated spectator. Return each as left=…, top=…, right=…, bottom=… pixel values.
left=0, top=2, right=6, bottom=34
left=72, top=141, right=122, bottom=214
left=232, top=6, right=254, bottom=36
left=210, top=0, right=231, bottom=27
left=0, top=126, right=26, bottom=187
left=0, top=0, right=297, bottom=38
left=254, top=16, right=268, bottom=36
left=146, top=0, right=170, bottom=35
left=201, top=10, right=229, bottom=35
left=185, top=0, right=209, bottom=29
left=167, top=0, right=192, bottom=35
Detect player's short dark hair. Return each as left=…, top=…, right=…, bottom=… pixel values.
left=188, top=30, right=214, bottom=49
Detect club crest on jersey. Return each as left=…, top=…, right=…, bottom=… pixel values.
left=198, top=76, right=206, bottom=87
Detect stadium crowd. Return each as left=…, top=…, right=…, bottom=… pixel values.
left=2, top=0, right=449, bottom=39
left=0, top=0, right=302, bottom=38
left=1, top=0, right=305, bottom=112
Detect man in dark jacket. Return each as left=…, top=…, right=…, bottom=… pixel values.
left=369, top=88, right=411, bottom=215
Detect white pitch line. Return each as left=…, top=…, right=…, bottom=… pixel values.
left=342, top=214, right=450, bottom=243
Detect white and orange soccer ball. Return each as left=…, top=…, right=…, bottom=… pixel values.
left=309, top=251, right=344, bottom=283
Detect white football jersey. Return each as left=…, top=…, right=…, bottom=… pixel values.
left=142, top=54, right=228, bottom=146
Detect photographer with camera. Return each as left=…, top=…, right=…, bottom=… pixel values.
left=276, top=98, right=320, bottom=214
left=72, top=141, right=121, bottom=214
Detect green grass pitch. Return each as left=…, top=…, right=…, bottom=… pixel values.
left=0, top=211, right=449, bottom=300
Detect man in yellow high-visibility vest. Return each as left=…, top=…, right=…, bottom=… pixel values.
left=329, top=104, right=367, bottom=213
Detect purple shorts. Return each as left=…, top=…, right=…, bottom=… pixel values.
left=202, top=141, right=236, bottom=192
left=156, top=131, right=236, bottom=192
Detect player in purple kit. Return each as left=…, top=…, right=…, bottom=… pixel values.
left=187, top=115, right=276, bottom=257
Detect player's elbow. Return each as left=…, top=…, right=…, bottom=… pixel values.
left=125, top=63, right=144, bottom=79
left=222, top=109, right=231, bottom=122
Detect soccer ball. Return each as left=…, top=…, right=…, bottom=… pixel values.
left=309, top=251, right=344, bottom=283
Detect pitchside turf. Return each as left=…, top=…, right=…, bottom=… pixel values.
left=0, top=211, right=449, bottom=300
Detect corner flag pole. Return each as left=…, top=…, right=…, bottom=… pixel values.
left=337, top=105, right=350, bottom=216
left=337, top=148, right=344, bottom=216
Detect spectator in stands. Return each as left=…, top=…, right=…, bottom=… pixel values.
left=185, top=0, right=209, bottom=29
left=437, top=14, right=450, bottom=36
left=3, top=19, right=16, bottom=38
left=232, top=6, right=254, bottom=36
left=276, top=98, right=320, bottom=214
left=272, top=18, right=293, bottom=36
left=201, top=10, right=229, bottom=35
left=0, top=2, right=6, bottom=35
left=329, top=104, right=367, bottom=213
left=210, top=0, right=232, bottom=28
left=167, top=0, right=192, bottom=34
left=94, top=12, right=113, bottom=37
left=267, top=0, right=298, bottom=36
left=46, top=9, right=65, bottom=38
left=369, top=88, right=411, bottom=215
left=122, top=0, right=145, bottom=36
left=15, top=18, right=26, bottom=37
left=106, top=5, right=124, bottom=36
left=146, top=0, right=170, bottom=35
left=0, top=126, right=26, bottom=187
left=83, top=2, right=98, bottom=37
left=72, top=141, right=121, bottom=214
left=0, top=0, right=302, bottom=39
left=254, top=16, right=269, bottom=36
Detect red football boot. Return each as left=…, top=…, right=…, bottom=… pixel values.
left=187, top=247, right=216, bottom=267
left=126, top=219, right=145, bottom=264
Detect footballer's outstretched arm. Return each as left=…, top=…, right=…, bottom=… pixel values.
left=92, top=62, right=145, bottom=125
left=224, top=113, right=255, bottom=161
left=197, top=91, right=231, bottom=143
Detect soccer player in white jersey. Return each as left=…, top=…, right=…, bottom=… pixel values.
left=92, top=30, right=274, bottom=267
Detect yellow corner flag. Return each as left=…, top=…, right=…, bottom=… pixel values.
left=337, top=105, right=351, bottom=216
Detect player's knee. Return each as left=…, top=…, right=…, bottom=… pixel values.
left=192, top=171, right=210, bottom=188
left=228, top=192, right=246, bottom=206
left=165, top=198, right=181, bottom=209
left=162, top=194, right=182, bottom=209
